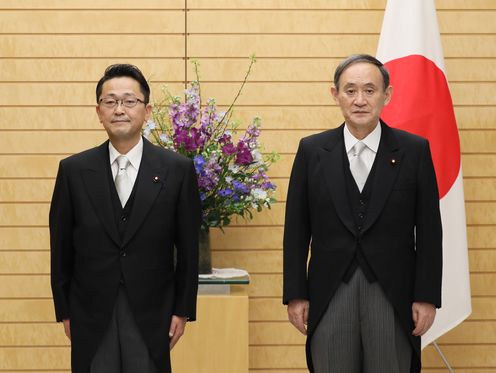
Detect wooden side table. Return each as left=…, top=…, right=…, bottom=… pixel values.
left=171, top=277, right=249, bottom=373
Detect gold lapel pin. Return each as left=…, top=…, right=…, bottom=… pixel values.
left=390, top=158, right=397, bottom=166
left=153, top=176, right=160, bottom=183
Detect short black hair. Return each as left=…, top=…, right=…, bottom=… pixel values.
left=96, top=64, right=150, bottom=104
left=333, top=54, right=390, bottom=91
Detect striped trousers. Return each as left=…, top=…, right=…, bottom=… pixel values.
left=311, top=268, right=412, bottom=373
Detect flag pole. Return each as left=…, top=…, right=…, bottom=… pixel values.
left=432, top=341, right=455, bottom=373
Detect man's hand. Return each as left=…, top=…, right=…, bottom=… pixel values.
left=62, top=319, right=71, bottom=341
left=169, top=315, right=188, bottom=350
left=287, top=299, right=309, bottom=335
left=412, top=302, right=436, bottom=336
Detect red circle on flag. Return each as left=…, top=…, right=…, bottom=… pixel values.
left=381, top=55, right=460, bottom=199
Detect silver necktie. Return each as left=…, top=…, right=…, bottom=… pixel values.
left=350, top=141, right=369, bottom=192
left=115, top=155, right=132, bottom=207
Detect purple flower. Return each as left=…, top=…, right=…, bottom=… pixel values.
left=235, top=141, right=253, bottom=165
left=200, top=99, right=216, bottom=140
left=197, top=154, right=222, bottom=191
left=219, top=133, right=232, bottom=144
left=222, top=143, right=237, bottom=156
left=194, top=154, right=206, bottom=173
left=198, top=173, right=217, bottom=190
left=174, top=129, right=188, bottom=144
left=261, top=181, right=276, bottom=190
left=232, top=180, right=250, bottom=194
left=192, top=127, right=207, bottom=148
left=241, top=118, right=261, bottom=146
left=218, top=189, right=234, bottom=197
left=174, top=128, right=201, bottom=152
left=246, top=121, right=261, bottom=138
left=169, top=84, right=201, bottom=130
left=254, top=170, right=269, bottom=181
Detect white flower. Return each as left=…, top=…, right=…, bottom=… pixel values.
left=159, top=133, right=169, bottom=142
left=143, top=128, right=151, bottom=139
left=252, top=149, right=263, bottom=164
left=251, top=188, right=267, bottom=200
left=229, top=164, right=240, bottom=173
left=146, top=120, right=156, bottom=130
left=225, top=176, right=233, bottom=183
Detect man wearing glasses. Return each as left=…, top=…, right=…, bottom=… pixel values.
left=50, top=64, right=201, bottom=373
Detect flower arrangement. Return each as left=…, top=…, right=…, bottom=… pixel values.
left=144, top=56, right=279, bottom=232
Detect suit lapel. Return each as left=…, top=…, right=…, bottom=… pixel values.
left=318, top=125, right=356, bottom=236
left=122, top=138, right=168, bottom=247
left=81, top=141, right=121, bottom=247
left=361, top=121, right=403, bottom=234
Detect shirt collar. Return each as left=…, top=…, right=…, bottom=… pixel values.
left=343, top=122, right=382, bottom=154
left=108, top=137, right=143, bottom=170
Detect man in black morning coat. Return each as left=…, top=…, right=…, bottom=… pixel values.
left=283, top=54, right=442, bottom=372
left=50, top=64, right=201, bottom=373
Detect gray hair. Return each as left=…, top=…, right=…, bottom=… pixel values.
left=333, top=54, right=390, bottom=91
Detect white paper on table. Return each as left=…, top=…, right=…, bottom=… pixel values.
left=198, top=268, right=249, bottom=279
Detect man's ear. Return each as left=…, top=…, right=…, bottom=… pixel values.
left=330, top=86, right=339, bottom=104
left=384, top=85, right=393, bottom=106
left=96, top=105, right=103, bottom=123
left=145, top=103, right=152, bottom=121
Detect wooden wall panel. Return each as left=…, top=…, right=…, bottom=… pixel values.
left=188, top=0, right=496, bottom=10
left=1, top=1, right=494, bottom=372
left=188, top=10, right=385, bottom=33
left=186, top=58, right=496, bottom=82
left=0, top=10, right=184, bottom=33
left=0, top=300, right=56, bottom=322
left=0, top=0, right=184, bottom=8
left=0, top=323, right=67, bottom=345
left=462, top=155, right=496, bottom=177
left=0, top=179, right=55, bottom=202
left=0, top=155, right=63, bottom=177
left=0, top=35, right=185, bottom=57
left=188, top=10, right=496, bottom=34
left=188, top=35, right=379, bottom=57
left=0, top=228, right=49, bottom=251
left=0, top=347, right=70, bottom=370
left=0, top=82, right=184, bottom=106
left=188, top=35, right=496, bottom=57
left=0, top=59, right=185, bottom=82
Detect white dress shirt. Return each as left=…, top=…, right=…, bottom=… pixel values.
left=344, top=122, right=382, bottom=174
left=109, top=137, right=143, bottom=187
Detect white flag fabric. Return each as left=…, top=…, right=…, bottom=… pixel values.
left=376, top=0, right=471, bottom=348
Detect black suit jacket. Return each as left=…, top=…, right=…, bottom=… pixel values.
left=283, top=121, right=442, bottom=373
left=50, top=138, right=201, bottom=373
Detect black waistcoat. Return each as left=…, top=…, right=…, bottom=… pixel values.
left=107, top=163, right=139, bottom=242
left=342, top=148, right=378, bottom=283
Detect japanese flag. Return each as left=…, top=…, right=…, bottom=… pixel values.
left=376, top=0, right=472, bottom=348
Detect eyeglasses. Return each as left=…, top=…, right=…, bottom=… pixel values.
left=99, top=97, right=146, bottom=109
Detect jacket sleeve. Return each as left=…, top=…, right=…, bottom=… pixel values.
left=283, top=139, right=311, bottom=304
left=49, top=160, right=75, bottom=322
left=414, top=140, right=443, bottom=308
left=173, top=159, right=201, bottom=321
